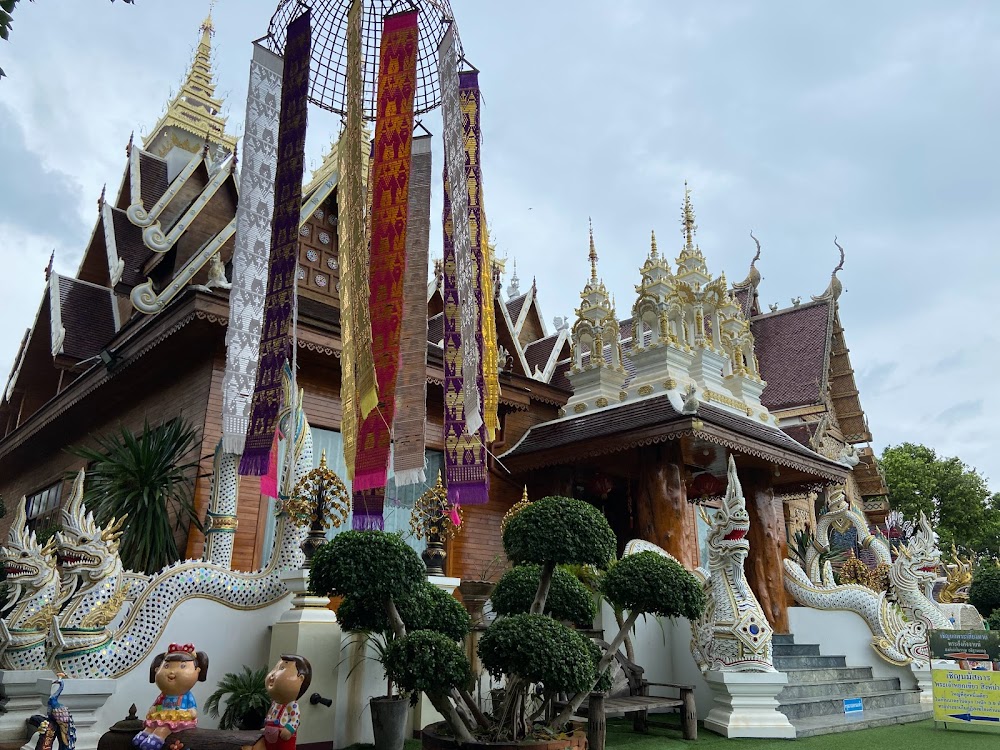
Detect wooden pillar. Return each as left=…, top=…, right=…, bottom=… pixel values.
left=635, top=442, right=699, bottom=569
left=743, top=470, right=790, bottom=633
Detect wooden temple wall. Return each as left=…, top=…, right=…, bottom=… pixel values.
left=0, top=342, right=215, bottom=551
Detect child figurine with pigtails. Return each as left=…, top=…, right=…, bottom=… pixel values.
left=133, top=643, right=210, bottom=750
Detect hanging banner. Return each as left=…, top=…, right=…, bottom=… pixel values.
left=393, top=132, right=433, bottom=487
left=438, top=24, right=483, bottom=435
left=240, top=9, right=310, bottom=476
left=222, top=42, right=283, bottom=455
left=354, top=9, right=419, bottom=492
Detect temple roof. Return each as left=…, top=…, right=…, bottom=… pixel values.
left=752, top=301, right=832, bottom=411
left=49, top=274, right=118, bottom=363
left=500, top=392, right=849, bottom=483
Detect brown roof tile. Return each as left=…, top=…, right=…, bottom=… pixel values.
left=427, top=313, right=444, bottom=345
left=110, top=207, right=151, bottom=288
left=550, top=360, right=572, bottom=391
left=56, top=277, right=117, bottom=361
left=782, top=423, right=818, bottom=448
left=506, top=294, right=527, bottom=326
left=524, top=335, right=558, bottom=375
left=139, top=153, right=169, bottom=206
left=752, top=301, right=831, bottom=411
left=501, top=393, right=848, bottom=480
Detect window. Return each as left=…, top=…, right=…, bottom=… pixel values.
left=25, top=480, right=63, bottom=533
left=260, top=429, right=444, bottom=565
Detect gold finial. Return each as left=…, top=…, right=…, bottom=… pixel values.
left=319, top=448, right=328, bottom=468
left=98, top=183, right=106, bottom=211
left=201, top=1, right=216, bottom=38
left=650, top=230, right=658, bottom=258
left=588, top=217, right=598, bottom=282
left=521, top=485, right=529, bottom=502
left=681, top=182, right=697, bottom=250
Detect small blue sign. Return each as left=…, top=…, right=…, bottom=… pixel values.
left=844, top=698, right=864, bottom=715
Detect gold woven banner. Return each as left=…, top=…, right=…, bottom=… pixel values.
left=337, top=0, right=365, bottom=478
left=464, top=71, right=499, bottom=441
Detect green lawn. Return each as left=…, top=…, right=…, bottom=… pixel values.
left=340, top=718, right=999, bottom=750
left=604, top=717, right=1000, bottom=749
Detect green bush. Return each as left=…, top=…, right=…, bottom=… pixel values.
left=602, top=551, right=706, bottom=621
left=491, top=564, right=597, bottom=627
left=988, top=608, right=1000, bottom=631
left=336, top=581, right=471, bottom=642
left=310, top=530, right=424, bottom=601
left=385, top=630, right=472, bottom=697
left=478, top=613, right=595, bottom=695
left=970, top=564, right=1000, bottom=619
left=502, top=496, right=616, bottom=568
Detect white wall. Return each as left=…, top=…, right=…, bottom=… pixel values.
left=92, top=595, right=292, bottom=737
left=597, top=601, right=714, bottom=718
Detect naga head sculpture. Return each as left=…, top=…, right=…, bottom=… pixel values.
left=0, top=497, right=57, bottom=594
left=707, top=456, right=751, bottom=563
left=55, top=470, right=126, bottom=582
left=895, top=511, right=941, bottom=587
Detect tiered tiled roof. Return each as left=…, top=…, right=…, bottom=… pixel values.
left=501, top=393, right=848, bottom=482
left=52, top=276, right=117, bottom=361
left=753, top=301, right=832, bottom=411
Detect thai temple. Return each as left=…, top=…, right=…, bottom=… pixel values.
left=0, top=8, right=968, bottom=749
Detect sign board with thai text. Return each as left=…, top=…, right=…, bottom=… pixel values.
left=929, top=629, right=1000, bottom=662
left=843, top=698, right=863, bottom=715
left=932, top=669, right=1000, bottom=726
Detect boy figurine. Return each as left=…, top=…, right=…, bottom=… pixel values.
left=246, top=655, right=312, bottom=750
left=133, top=643, right=209, bottom=750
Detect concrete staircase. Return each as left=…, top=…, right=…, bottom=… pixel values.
left=773, top=633, right=931, bottom=737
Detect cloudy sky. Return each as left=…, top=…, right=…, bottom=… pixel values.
left=1, top=1, right=998, bottom=489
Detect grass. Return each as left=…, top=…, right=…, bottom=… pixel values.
left=603, top=717, right=1000, bottom=749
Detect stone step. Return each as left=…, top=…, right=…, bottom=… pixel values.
left=783, top=666, right=874, bottom=685
left=773, top=643, right=821, bottom=656
left=779, top=688, right=922, bottom=720
left=772, top=633, right=796, bottom=646
left=778, top=677, right=901, bottom=701
left=773, top=654, right=847, bottom=670
left=790, top=703, right=932, bottom=738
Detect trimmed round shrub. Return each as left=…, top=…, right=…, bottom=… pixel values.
left=970, top=564, right=1000, bottom=619
left=336, top=582, right=471, bottom=642
left=491, top=564, right=598, bottom=627
left=310, top=530, right=424, bottom=601
left=385, top=630, right=472, bottom=697
left=502, top=496, right=616, bottom=568
left=477, top=613, right=595, bottom=695
left=407, top=583, right=472, bottom=642
left=603, top=551, right=706, bottom=620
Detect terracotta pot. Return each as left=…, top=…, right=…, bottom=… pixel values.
left=421, top=721, right=587, bottom=750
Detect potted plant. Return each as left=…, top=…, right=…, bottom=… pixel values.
left=203, top=665, right=270, bottom=730
left=311, top=531, right=474, bottom=750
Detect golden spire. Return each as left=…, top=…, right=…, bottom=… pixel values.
left=521, top=485, right=529, bottom=502
left=588, top=217, right=598, bottom=282
left=143, top=7, right=237, bottom=156
left=650, top=230, right=658, bottom=258
left=681, top=181, right=697, bottom=251
left=319, top=448, right=328, bottom=468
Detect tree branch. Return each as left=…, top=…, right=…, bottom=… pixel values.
left=530, top=561, right=556, bottom=615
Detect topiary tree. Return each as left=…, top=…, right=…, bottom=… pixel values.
left=988, top=608, right=1000, bottom=632
left=476, top=496, right=616, bottom=739
left=551, top=550, right=706, bottom=727
left=490, top=564, right=598, bottom=628
left=970, top=563, right=1000, bottom=619
left=310, top=531, right=478, bottom=742
left=502, top=495, right=616, bottom=615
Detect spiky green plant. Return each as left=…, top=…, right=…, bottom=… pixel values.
left=68, top=418, right=201, bottom=574
left=204, top=666, right=270, bottom=731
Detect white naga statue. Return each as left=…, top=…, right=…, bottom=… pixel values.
left=0, top=369, right=315, bottom=678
